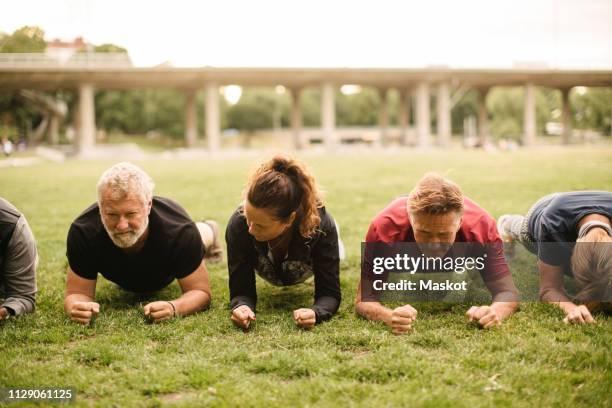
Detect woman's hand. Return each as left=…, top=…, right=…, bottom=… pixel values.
left=293, top=308, right=316, bottom=329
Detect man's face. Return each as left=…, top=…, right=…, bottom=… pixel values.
left=410, top=211, right=461, bottom=257
left=100, top=190, right=151, bottom=249
left=244, top=200, right=294, bottom=242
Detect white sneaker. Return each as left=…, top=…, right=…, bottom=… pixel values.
left=497, top=214, right=513, bottom=242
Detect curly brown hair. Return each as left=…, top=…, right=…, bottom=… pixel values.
left=245, top=155, right=322, bottom=238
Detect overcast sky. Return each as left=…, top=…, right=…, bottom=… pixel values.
left=1, top=0, right=611, bottom=68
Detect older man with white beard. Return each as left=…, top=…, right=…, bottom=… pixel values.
left=64, top=162, right=222, bottom=324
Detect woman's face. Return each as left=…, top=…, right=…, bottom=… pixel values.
left=244, top=200, right=295, bottom=242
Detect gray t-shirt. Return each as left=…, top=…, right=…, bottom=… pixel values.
left=0, top=198, right=38, bottom=316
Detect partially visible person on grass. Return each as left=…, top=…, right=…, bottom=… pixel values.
left=355, top=173, right=519, bottom=334
left=64, top=162, right=221, bottom=325
left=226, top=155, right=343, bottom=331
left=498, top=191, right=612, bottom=324
left=0, top=197, right=37, bottom=322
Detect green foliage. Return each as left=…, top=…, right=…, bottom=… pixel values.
left=0, top=26, right=46, bottom=53
left=571, top=88, right=612, bottom=135
left=92, top=43, right=128, bottom=53
left=226, top=89, right=275, bottom=132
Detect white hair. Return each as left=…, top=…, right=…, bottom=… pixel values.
left=97, top=162, right=155, bottom=205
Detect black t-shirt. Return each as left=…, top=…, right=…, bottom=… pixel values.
left=67, top=196, right=205, bottom=292
left=528, top=191, right=612, bottom=268
left=226, top=204, right=341, bottom=323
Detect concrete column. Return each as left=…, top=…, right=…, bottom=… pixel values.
left=184, top=89, right=198, bottom=148
left=437, top=82, right=451, bottom=147
left=560, top=87, right=572, bottom=145
left=321, top=82, right=336, bottom=149
left=77, top=83, right=95, bottom=152
left=523, top=82, right=536, bottom=146
left=477, top=86, right=490, bottom=146
left=48, top=115, right=59, bottom=145
left=205, top=82, right=220, bottom=151
left=290, top=87, right=304, bottom=150
left=378, top=88, right=389, bottom=146
left=415, top=82, right=430, bottom=147
left=398, top=88, right=412, bottom=146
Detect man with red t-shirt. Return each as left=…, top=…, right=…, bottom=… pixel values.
left=355, top=173, right=519, bottom=334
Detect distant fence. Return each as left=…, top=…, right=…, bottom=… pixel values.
left=0, top=53, right=132, bottom=68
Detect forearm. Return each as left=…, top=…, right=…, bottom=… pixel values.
left=355, top=301, right=392, bottom=324
left=172, top=289, right=210, bottom=317
left=312, top=296, right=340, bottom=323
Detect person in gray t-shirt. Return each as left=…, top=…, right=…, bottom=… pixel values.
left=0, top=197, right=38, bottom=321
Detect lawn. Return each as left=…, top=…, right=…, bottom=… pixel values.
left=1, top=146, right=611, bottom=407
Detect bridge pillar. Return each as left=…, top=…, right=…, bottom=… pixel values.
left=523, top=82, right=536, bottom=146
left=205, top=83, right=220, bottom=152
left=437, top=82, right=451, bottom=147
left=378, top=88, right=389, bottom=146
left=560, top=87, right=572, bottom=145
left=415, top=82, right=430, bottom=146
left=477, top=86, right=490, bottom=146
left=321, top=82, right=336, bottom=149
left=185, top=89, right=198, bottom=148
left=48, top=115, right=60, bottom=145
left=398, top=87, right=412, bottom=146
left=77, top=83, right=96, bottom=152
left=290, top=87, right=304, bottom=150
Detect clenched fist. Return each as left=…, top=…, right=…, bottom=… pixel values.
left=231, top=305, right=256, bottom=330
left=387, top=304, right=417, bottom=335
left=68, top=301, right=100, bottom=325
left=466, top=305, right=501, bottom=329
left=293, top=308, right=316, bottom=330
left=143, top=301, right=176, bottom=323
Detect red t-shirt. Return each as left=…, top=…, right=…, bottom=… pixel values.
left=365, top=196, right=510, bottom=282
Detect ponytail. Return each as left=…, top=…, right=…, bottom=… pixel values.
left=246, top=155, right=322, bottom=238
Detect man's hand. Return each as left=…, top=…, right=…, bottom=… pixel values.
left=0, top=307, right=9, bottom=321
left=68, top=301, right=100, bottom=325
left=231, top=305, right=256, bottom=330
left=293, top=308, right=316, bottom=330
left=143, top=301, right=176, bottom=324
left=466, top=305, right=501, bottom=329
left=387, top=304, right=417, bottom=335
left=563, top=304, right=595, bottom=324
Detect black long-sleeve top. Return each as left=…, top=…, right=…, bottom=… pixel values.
left=226, top=205, right=341, bottom=323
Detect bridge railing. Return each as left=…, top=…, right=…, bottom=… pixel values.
left=0, top=53, right=132, bottom=68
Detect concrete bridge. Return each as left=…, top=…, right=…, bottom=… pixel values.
left=1, top=54, right=611, bottom=153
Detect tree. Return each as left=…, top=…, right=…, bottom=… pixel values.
left=226, top=91, right=274, bottom=147
left=0, top=26, right=46, bottom=53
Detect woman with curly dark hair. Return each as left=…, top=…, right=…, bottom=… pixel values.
left=225, top=155, right=342, bottom=330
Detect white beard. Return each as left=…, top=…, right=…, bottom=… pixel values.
left=102, top=216, right=149, bottom=249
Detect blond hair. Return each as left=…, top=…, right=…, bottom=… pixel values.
left=408, top=173, right=464, bottom=216
left=572, top=233, right=612, bottom=302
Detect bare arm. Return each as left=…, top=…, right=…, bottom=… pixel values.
left=484, top=274, right=520, bottom=321
left=64, top=267, right=97, bottom=312
left=64, top=267, right=99, bottom=325
left=538, top=260, right=594, bottom=323
left=355, top=281, right=416, bottom=334
left=354, top=282, right=392, bottom=324
left=173, top=261, right=212, bottom=316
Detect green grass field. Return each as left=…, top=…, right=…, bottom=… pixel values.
left=1, top=146, right=611, bottom=407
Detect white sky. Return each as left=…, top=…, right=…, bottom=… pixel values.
left=1, top=0, right=611, bottom=68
